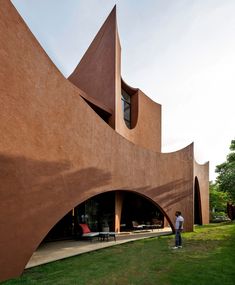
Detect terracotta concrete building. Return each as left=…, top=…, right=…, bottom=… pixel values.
left=0, top=1, right=209, bottom=282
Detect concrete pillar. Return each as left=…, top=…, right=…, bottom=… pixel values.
left=115, top=191, right=123, bottom=232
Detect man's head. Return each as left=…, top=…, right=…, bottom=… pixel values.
left=175, top=211, right=181, bottom=217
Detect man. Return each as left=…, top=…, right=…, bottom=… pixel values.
left=173, top=211, right=184, bottom=249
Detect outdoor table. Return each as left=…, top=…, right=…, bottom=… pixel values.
left=99, top=232, right=116, bottom=241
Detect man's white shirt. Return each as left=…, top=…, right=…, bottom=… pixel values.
left=175, top=215, right=184, bottom=229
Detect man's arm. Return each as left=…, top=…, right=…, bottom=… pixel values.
left=179, top=221, right=183, bottom=230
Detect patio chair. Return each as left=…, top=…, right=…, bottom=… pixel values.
left=132, top=221, right=144, bottom=230
left=151, top=219, right=163, bottom=230
left=79, top=223, right=99, bottom=241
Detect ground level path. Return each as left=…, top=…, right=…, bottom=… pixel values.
left=26, top=227, right=172, bottom=269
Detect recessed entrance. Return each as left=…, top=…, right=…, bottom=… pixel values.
left=42, top=190, right=166, bottom=243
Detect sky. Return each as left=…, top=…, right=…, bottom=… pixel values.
left=11, top=0, right=235, bottom=181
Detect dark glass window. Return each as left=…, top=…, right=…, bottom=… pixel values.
left=121, top=89, right=131, bottom=128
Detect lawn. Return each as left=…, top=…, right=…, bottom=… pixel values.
left=2, top=222, right=235, bottom=285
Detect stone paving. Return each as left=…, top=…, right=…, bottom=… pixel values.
left=26, top=227, right=172, bottom=269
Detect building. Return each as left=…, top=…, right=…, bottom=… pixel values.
left=0, top=1, right=209, bottom=282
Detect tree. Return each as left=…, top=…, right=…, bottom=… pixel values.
left=215, top=139, right=235, bottom=203
left=209, top=181, right=229, bottom=213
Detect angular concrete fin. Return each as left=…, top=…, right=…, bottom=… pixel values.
left=68, top=6, right=121, bottom=116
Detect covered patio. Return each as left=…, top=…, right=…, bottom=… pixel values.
left=26, top=227, right=172, bottom=269
left=42, top=190, right=167, bottom=244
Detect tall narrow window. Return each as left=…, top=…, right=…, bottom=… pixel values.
left=121, top=89, right=131, bottom=128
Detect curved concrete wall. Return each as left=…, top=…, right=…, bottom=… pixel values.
left=0, top=1, right=209, bottom=281
left=68, top=7, right=162, bottom=154
left=68, top=7, right=117, bottom=128
left=116, top=87, right=162, bottom=152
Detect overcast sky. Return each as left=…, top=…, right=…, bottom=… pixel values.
left=12, top=0, right=235, bottom=181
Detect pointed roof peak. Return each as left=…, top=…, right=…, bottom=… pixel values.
left=68, top=3, right=121, bottom=116
left=110, top=4, right=117, bottom=14
left=101, top=4, right=117, bottom=29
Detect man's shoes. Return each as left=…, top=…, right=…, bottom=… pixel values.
left=172, top=246, right=182, bottom=249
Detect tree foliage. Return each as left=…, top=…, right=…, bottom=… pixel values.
left=215, top=139, right=235, bottom=203
left=209, top=182, right=228, bottom=213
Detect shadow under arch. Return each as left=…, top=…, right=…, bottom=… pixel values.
left=116, top=190, right=174, bottom=231
left=194, top=177, right=202, bottom=225
left=41, top=189, right=173, bottom=244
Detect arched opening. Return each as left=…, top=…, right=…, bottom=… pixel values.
left=194, top=177, right=202, bottom=225
left=121, top=79, right=138, bottom=129
left=41, top=190, right=168, bottom=243
left=121, top=89, right=132, bottom=128
left=27, top=190, right=172, bottom=269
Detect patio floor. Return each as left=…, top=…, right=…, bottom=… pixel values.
left=26, top=227, right=172, bottom=269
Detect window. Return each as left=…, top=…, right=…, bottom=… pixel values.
left=121, top=89, right=131, bottom=128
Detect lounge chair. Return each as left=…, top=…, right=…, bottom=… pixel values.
left=132, top=221, right=144, bottom=230
left=79, top=223, right=99, bottom=241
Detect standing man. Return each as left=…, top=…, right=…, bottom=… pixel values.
left=173, top=211, right=184, bottom=249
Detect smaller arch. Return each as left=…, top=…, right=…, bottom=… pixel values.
left=194, top=177, right=202, bottom=225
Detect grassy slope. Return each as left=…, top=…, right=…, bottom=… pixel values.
left=2, top=222, right=235, bottom=285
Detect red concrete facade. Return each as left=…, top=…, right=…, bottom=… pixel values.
left=0, top=1, right=209, bottom=282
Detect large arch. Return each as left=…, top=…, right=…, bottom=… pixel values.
left=39, top=189, right=173, bottom=244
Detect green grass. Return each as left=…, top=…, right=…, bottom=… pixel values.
left=2, top=222, right=235, bottom=285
